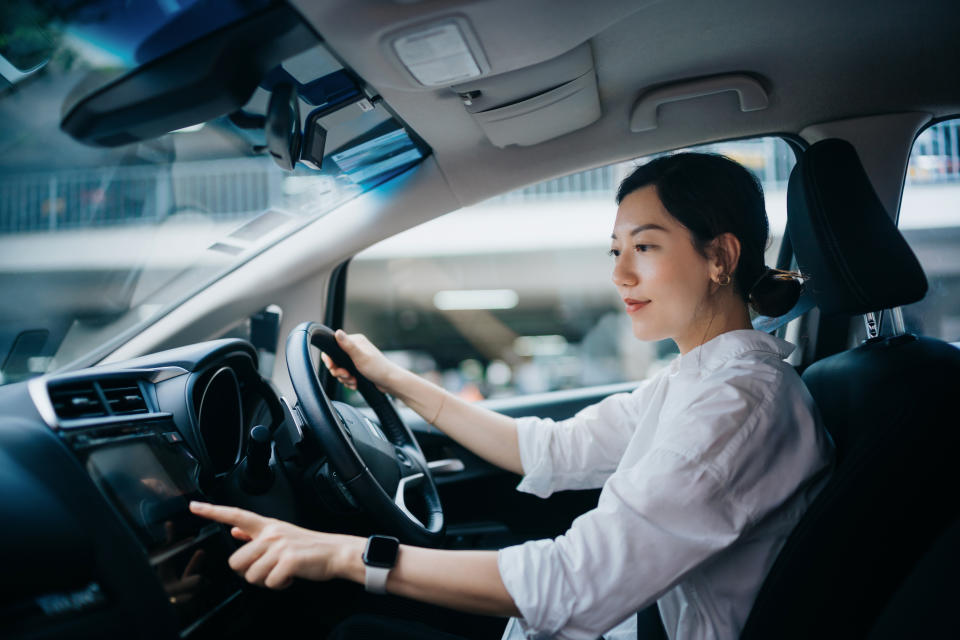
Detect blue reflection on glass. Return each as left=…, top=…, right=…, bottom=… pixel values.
left=331, top=128, right=424, bottom=188
left=53, top=0, right=272, bottom=68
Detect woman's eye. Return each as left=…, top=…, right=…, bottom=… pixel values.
left=635, top=244, right=653, bottom=252
left=608, top=248, right=620, bottom=257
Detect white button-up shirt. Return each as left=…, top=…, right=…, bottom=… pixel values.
left=497, top=329, right=835, bottom=640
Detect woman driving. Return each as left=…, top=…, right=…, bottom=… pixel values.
left=191, top=152, right=835, bottom=640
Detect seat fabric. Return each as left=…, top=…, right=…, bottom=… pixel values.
left=867, top=514, right=960, bottom=639
left=741, top=334, right=960, bottom=638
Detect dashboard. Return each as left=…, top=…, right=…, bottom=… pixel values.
left=0, top=339, right=301, bottom=639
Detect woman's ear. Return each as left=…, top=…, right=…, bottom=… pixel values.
left=708, top=233, right=742, bottom=282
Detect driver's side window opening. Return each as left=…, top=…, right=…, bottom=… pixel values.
left=343, top=138, right=795, bottom=406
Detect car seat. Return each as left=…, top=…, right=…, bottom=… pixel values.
left=739, top=138, right=960, bottom=638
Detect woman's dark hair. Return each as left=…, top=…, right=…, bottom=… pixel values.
left=616, top=152, right=803, bottom=317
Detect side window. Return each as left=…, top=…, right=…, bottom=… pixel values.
left=898, top=119, right=960, bottom=345
left=343, top=138, right=795, bottom=405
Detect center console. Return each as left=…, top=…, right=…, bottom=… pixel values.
left=62, top=415, right=243, bottom=636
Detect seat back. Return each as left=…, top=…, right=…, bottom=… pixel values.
left=866, top=514, right=960, bottom=639
left=741, top=139, right=960, bottom=638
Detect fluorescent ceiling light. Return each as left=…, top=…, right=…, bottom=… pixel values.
left=513, top=335, right=569, bottom=357
left=434, top=289, right=518, bottom=310
left=393, top=21, right=482, bottom=86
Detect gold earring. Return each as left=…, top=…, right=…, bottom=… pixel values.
left=717, top=274, right=731, bottom=286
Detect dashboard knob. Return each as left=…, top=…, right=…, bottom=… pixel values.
left=241, top=425, right=274, bottom=494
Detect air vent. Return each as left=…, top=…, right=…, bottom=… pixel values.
left=48, top=378, right=150, bottom=422
left=100, top=380, right=148, bottom=416
left=49, top=383, right=108, bottom=420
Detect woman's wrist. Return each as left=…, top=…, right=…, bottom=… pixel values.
left=332, top=534, right=366, bottom=583
left=382, top=366, right=419, bottom=401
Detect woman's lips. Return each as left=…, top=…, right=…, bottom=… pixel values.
left=624, top=298, right=650, bottom=313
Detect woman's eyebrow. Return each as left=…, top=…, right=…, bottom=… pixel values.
left=610, top=223, right=668, bottom=239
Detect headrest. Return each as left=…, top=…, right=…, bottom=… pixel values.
left=787, top=138, right=927, bottom=315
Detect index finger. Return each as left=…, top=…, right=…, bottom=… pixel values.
left=322, top=354, right=349, bottom=377
left=189, top=501, right=266, bottom=533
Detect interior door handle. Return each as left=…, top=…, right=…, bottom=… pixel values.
left=427, top=458, right=465, bottom=475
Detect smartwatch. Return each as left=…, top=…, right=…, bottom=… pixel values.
left=362, top=535, right=400, bottom=594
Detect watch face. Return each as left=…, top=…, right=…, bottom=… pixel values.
left=363, top=535, right=400, bottom=568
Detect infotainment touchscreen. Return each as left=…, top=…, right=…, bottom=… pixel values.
left=77, top=429, right=243, bottom=634
left=85, top=437, right=202, bottom=550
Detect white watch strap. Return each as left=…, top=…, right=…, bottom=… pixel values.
left=364, top=564, right=391, bottom=594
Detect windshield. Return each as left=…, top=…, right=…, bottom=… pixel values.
left=0, top=1, right=426, bottom=386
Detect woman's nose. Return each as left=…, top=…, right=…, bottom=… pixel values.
left=612, top=257, right=638, bottom=287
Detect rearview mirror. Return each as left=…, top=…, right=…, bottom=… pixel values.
left=59, top=5, right=315, bottom=147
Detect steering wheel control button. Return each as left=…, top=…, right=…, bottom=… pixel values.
left=363, top=417, right=388, bottom=441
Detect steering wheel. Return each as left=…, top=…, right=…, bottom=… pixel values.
left=285, top=322, right=444, bottom=546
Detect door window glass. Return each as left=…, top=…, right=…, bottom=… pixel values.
left=898, top=119, right=960, bottom=345
left=343, top=138, right=796, bottom=405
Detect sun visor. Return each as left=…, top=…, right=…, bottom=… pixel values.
left=452, top=43, right=600, bottom=148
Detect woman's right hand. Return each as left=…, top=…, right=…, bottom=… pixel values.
left=320, top=330, right=397, bottom=392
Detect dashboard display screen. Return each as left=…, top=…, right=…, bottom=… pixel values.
left=85, top=438, right=202, bottom=551
left=84, top=436, right=242, bottom=633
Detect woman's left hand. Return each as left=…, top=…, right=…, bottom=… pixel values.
left=189, top=501, right=361, bottom=590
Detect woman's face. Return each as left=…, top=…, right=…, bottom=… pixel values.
left=610, top=185, right=716, bottom=352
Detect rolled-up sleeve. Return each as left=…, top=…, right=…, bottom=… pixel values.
left=500, top=332, right=835, bottom=639
left=515, top=385, right=648, bottom=498
left=499, top=447, right=750, bottom=639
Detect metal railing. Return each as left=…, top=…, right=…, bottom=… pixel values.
left=489, top=123, right=960, bottom=206
left=0, top=157, right=282, bottom=235
left=487, top=137, right=797, bottom=205
left=2, top=122, right=958, bottom=235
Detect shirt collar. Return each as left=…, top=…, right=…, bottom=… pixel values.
left=668, top=329, right=796, bottom=376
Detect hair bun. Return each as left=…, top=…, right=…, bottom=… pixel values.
left=748, top=267, right=804, bottom=317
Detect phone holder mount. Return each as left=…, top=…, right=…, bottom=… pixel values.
left=268, top=81, right=396, bottom=173
left=265, top=83, right=306, bottom=171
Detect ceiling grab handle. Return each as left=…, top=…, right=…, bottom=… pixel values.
left=629, top=73, right=769, bottom=132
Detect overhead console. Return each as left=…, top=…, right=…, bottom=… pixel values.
left=450, top=42, right=601, bottom=147
left=378, top=14, right=601, bottom=148
left=449, top=42, right=601, bottom=147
